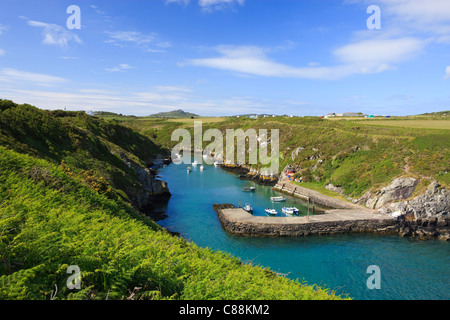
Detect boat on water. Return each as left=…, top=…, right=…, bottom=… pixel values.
left=214, top=161, right=219, bottom=167
left=187, top=167, right=192, bottom=173
left=192, top=161, right=198, bottom=166
left=271, top=196, right=286, bottom=202
left=243, top=203, right=253, bottom=214
left=282, top=207, right=299, bottom=215
left=200, top=165, right=204, bottom=171
left=242, top=186, right=256, bottom=192
left=265, top=208, right=278, bottom=216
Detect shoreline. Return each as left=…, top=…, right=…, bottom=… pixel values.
left=273, top=178, right=361, bottom=210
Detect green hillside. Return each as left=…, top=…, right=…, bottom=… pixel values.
left=0, top=100, right=341, bottom=300
left=119, top=114, right=449, bottom=198
left=0, top=100, right=168, bottom=207
left=149, top=109, right=199, bottom=118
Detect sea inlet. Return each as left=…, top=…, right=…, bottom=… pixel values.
left=156, top=162, right=450, bottom=300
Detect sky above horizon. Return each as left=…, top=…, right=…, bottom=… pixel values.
left=0, top=0, right=449, bottom=116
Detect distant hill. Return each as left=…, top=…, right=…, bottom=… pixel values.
left=417, top=110, right=450, bottom=117
left=150, top=109, right=199, bottom=118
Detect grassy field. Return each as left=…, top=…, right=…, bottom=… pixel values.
left=167, top=117, right=228, bottom=124
left=351, top=119, right=450, bottom=130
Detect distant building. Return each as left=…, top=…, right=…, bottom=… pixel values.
left=343, top=112, right=363, bottom=117
left=327, top=113, right=336, bottom=117
left=336, top=113, right=344, bottom=117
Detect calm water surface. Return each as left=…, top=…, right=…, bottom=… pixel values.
left=157, top=163, right=450, bottom=300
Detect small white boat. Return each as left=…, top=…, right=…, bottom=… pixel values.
left=282, top=207, right=299, bottom=215
left=265, top=208, right=278, bottom=216
left=192, top=161, right=198, bottom=166
left=187, top=167, right=192, bottom=173
left=200, top=165, right=204, bottom=171
left=214, top=161, right=219, bottom=167
left=243, top=203, right=253, bottom=214
left=271, top=196, right=286, bottom=202
left=242, top=186, right=256, bottom=192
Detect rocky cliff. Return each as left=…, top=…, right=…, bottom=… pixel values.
left=330, top=177, right=449, bottom=240
left=121, top=155, right=171, bottom=220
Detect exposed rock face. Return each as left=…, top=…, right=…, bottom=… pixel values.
left=374, top=177, right=420, bottom=209
left=361, top=177, right=419, bottom=209
left=325, top=183, right=344, bottom=195
left=312, top=177, right=449, bottom=240
left=133, top=165, right=170, bottom=204
left=376, top=180, right=449, bottom=240
left=121, top=155, right=171, bottom=220
left=220, top=164, right=279, bottom=186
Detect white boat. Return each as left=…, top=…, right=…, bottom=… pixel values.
left=242, top=186, right=256, bottom=192
left=200, top=165, right=204, bottom=171
left=192, top=161, right=198, bottom=166
left=282, top=207, right=299, bottom=215
left=187, top=167, right=192, bottom=173
left=214, top=161, right=219, bottom=167
left=243, top=203, right=253, bottom=214
left=265, top=208, right=278, bottom=216
left=271, top=196, right=286, bottom=202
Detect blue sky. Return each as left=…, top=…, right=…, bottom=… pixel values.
left=0, top=0, right=449, bottom=116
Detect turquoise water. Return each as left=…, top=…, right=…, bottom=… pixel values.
left=157, top=163, right=450, bottom=300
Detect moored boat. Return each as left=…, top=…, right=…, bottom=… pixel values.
left=265, top=208, right=278, bottom=216
left=187, top=167, right=192, bottom=173
left=282, top=207, right=299, bottom=215
left=270, top=196, right=286, bottom=202
left=243, top=203, right=253, bottom=214
left=242, top=186, right=256, bottom=192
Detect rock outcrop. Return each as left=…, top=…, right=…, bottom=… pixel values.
left=362, top=177, right=420, bottom=209
left=373, top=179, right=449, bottom=240
left=121, top=155, right=171, bottom=220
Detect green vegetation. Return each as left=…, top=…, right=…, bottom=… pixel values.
left=2, top=99, right=447, bottom=300
left=0, top=100, right=342, bottom=300
left=149, top=109, right=199, bottom=119
left=352, top=119, right=450, bottom=130
left=0, top=100, right=166, bottom=203
left=117, top=114, right=448, bottom=198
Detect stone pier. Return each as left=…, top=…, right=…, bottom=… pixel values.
left=214, top=204, right=397, bottom=237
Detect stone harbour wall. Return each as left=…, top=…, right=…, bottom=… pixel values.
left=213, top=204, right=449, bottom=240
left=213, top=204, right=399, bottom=238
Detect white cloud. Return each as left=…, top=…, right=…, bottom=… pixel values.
left=155, top=85, right=192, bottom=93
left=106, top=31, right=171, bottom=52
left=165, top=0, right=244, bottom=11
left=0, top=84, right=284, bottom=116
left=198, top=0, right=245, bottom=12
left=165, top=0, right=190, bottom=5
left=0, top=24, right=7, bottom=56
left=350, top=0, right=450, bottom=37
left=445, top=66, right=450, bottom=79
left=25, top=19, right=82, bottom=48
left=0, top=24, right=7, bottom=35
left=334, top=37, right=426, bottom=69
left=0, top=68, right=67, bottom=87
left=185, top=37, right=425, bottom=80
left=105, top=64, right=135, bottom=73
